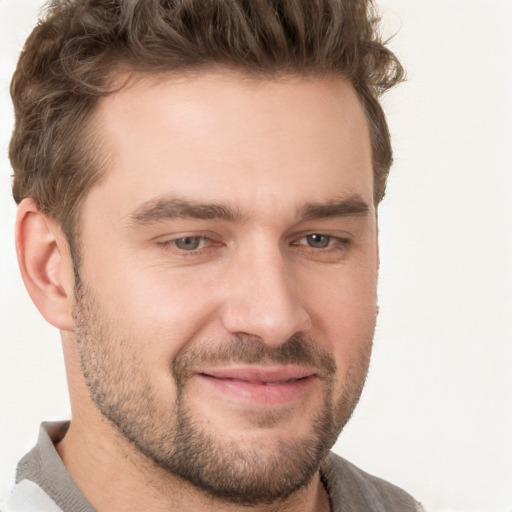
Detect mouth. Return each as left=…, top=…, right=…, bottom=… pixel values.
left=194, top=366, right=318, bottom=406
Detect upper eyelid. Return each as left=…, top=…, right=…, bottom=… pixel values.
left=158, top=235, right=213, bottom=245
left=156, top=236, right=217, bottom=256
left=291, top=230, right=352, bottom=242
left=153, top=228, right=353, bottom=246
left=292, top=235, right=351, bottom=249
left=153, top=231, right=216, bottom=243
left=296, top=234, right=347, bottom=241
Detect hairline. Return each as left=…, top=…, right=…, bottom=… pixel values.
left=66, top=65, right=380, bottom=266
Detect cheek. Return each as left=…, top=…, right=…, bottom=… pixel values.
left=83, top=260, right=225, bottom=364
left=301, top=259, right=377, bottom=356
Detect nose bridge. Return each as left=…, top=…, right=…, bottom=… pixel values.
left=221, top=239, right=311, bottom=346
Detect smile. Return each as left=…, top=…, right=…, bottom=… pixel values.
left=194, top=366, right=319, bottom=406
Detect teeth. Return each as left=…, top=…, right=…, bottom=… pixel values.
left=260, top=379, right=295, bottom=385
left=226, top=378, right=293, bottom=385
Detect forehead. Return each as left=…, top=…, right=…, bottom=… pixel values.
left=85, top=71, right=374, bottom=223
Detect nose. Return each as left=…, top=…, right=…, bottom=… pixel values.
left=220, top=245, right=312, bottom=347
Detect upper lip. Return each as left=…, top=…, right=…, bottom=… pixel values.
left=196, top=366, right=317, bottom=384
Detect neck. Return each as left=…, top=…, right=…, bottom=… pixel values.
left=56, top=417, right=331, bottom=512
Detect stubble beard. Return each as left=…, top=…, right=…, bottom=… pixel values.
left=73, top=275, right=373, bottom=506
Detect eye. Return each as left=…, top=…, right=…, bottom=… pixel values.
left=304, top=234, right=332, bottom=249
left=291, top=232, right=352, bottom=257
left=172, top=236, right=209, bottom=251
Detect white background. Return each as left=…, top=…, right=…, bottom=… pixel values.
left=1, top=1, right=511, bottom=511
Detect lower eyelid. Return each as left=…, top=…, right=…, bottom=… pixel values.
left=175, top=237, right=210, bottom=249
left=158, top=235, right=227, bottom=255
left=294, top=235, right=350, bottom=247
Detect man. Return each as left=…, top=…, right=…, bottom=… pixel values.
left=2, top=0, right=424, bottom=511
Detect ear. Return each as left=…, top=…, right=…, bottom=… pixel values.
left=16, top=198, right=76, bottom=331
left=375, top=208, right=380, bottom=271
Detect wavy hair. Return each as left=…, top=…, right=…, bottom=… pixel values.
left=10, top=0, right=404, bottom=242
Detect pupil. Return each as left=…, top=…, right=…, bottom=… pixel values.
left=175, top=237, right=201, bottom=250
left=307, top=234, right=330, bottom=248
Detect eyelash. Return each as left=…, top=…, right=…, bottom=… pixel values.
left=157, top=233, right=351, bottom=256
left=292, top=233, right=351, bottom=251
left=157, top=236, right=217, bottom=256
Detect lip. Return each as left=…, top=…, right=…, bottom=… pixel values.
left=194, top=366, right=318, bottom=406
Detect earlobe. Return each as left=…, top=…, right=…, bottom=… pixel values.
left=15, top=198, right=76, bottom=331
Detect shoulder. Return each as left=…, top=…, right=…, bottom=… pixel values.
left=1, top=479, right=64, bottom=512
left=321, top=452, right=425, bottom=512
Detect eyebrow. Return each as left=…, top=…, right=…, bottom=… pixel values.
left=297, top=195, right=370, bottom=221
left=130, top=196, right=246, bottom=225
left=129, top=194, right=370, bottom=226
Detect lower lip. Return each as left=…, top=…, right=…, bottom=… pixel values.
left=196, top=374, right=317, bottom=406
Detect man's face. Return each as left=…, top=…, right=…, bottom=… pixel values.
left=73, top=72, right=378, bottom=504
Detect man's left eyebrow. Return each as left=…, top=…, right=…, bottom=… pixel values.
left=298, top=196, right=371, bottom=221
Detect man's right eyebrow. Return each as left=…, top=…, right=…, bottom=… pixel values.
left=129, top=197, right=246, bottom=225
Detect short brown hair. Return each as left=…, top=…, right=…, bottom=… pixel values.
left=10, top=0, right=404, bottom=243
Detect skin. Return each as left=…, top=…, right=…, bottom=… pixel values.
left=16, top=71, right=378, bottom=512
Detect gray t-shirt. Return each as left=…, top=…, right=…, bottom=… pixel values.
left=2, top=422, right=425, bottom=511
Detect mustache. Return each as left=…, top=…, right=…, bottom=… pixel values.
left=171, top=333, right=337, bottom=384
